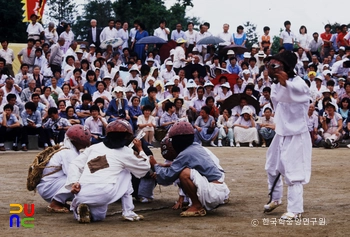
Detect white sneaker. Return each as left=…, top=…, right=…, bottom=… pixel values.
left=347, top=144, right=350, bottom=149
left=236, top=142, right=240, bottom=147
left=50, top=139, right=56, bottom=146
left=249, top=143, right=253, bottom=148
left=122, top=212, right=144, bottom=221
left=325, top=138, right=332, bottom=146
left=230, top=141, right=234, bottom=147
left=210, top=141, right=217, bottom=147
left=264, top=200, right=282, bottom=213
left=280, top=212, right=302, bottom=220
left=218, top=140, right=222, bottom=147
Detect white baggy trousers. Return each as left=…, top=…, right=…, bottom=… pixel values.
left=265, top=132, right=312, bottom=213
left=70, top=169, right=135, bottom=221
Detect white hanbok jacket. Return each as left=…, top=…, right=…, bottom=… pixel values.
left=65, top=143, right=150, bottom=187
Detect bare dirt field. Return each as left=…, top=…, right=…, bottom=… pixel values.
left=1, top=147, right=349, bottom=237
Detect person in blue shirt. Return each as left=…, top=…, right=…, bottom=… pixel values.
left=0, top=104, right=21, bottom=151
left=227, top=57, right=242, bottom=75
left=140, top=87, right=159, bottom=110
left=76, top=93, right=92, bottom=125
left=106, top=86, right=130, bottom=123
left=83, top=70, right=97, bottom=95
left=21, top=101, right=43, bottom=151
left=149, top=121, right=229, bottom=217
left=128, top=96, right=142, bottom=132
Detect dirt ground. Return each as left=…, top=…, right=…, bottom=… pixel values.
left=0, top=147, right=349, bottom=237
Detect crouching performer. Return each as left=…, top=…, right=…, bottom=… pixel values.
left=150, top=121, right=230, bottom=217
left=36, top=125, right=91, bottom=213
left=65, top=119, right=151, bottom=223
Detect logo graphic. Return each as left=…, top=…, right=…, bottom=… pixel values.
left=9, top=204, right=35, bottom=228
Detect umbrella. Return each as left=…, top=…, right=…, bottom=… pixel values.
left=136, top=36, right=167, bottom=45
left=221, top=93, right=260, bottom=115
left=211, top=73, right=238, bottom=88
left=196, top=36, right=225, bottom=45
left=159, top=40, right=177, bottom=62
left=223, top=45, right=249, bottom=55
left=100, top=38, right=124, bottom=49
left=182, top=63, right=206, bottom=79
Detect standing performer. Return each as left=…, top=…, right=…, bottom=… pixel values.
left=264, top=51, right=312, bottom=220
left=66, top=119, right=151, bottom=223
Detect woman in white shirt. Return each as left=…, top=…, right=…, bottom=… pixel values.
left=217, top=109, right=235, bottom=147
left=297, top=26, right=311, bottom=55
left=59, top=23, right=74, bottom=53
left=137, top=105, right=156, bottom=144
left=92, top=81, right=112, bottom=109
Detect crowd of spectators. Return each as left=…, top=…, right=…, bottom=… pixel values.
left=0, top=15, right=350, bottom=151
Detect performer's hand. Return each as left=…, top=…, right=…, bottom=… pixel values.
left=149, top=155, right=157, bottom=167
left=71, top=182, right=81, bottom=194
left=172, top=201, right=183, bottom=210
left=275, top=71, right=288, bottom=87
left=133, top=139, right=142, bottom=152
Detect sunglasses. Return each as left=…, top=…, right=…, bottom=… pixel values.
left=268, top=63, right=283, bottom=69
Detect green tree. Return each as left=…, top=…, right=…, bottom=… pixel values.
left=271, top=28, right=283, bottom=55
left=0, top=0, right=27, bottom=42
left=112, top=0, right=200, bottom=36
left=47, top=0, right=78, bottom=24
left=73, top=0, right=114, bottom=40
left=243, top=21, right=258, bottom=49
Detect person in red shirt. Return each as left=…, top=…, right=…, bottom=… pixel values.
left=320, top=24, right=333, bottom=58
left=336, top=24, right=348, bottom=48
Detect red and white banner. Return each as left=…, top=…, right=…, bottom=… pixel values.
left=22, top=0, right=47, bottom=22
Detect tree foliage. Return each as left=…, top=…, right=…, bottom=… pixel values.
left=270, top=28, right=283, bottom=55
left=0, top=0, right=27, bottom=42
left=111, top=0, right=200, bottom=36
left=327, top=22, right=350, bottom=34
left=47, top=0, right=78, bottom=24
left=243, top=21, right=258, bottom=50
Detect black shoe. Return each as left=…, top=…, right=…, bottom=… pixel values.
left=12, top=146, right=18, bottom=151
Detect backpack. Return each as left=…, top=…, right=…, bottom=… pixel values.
left=27, top=145, right=67, bottom=191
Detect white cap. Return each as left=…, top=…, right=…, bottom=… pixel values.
left=172, top=75, right=180, bottom=81
left=241, top=105, right=252, bottom=115
left=89, top=44, right=96, bottom=48
left=257, top=50, right=266, bottom=57
left=147, top=76, right=156, bottom=82
left=204, top=81, right=214, bottom=87
left=252, top=43, right=259, bottom=48
left=170, top=49, right=175, bottom=55
left=125, top=85, right=134, bottom=93
left=176, top=38, right=187, bottom=44
left=243, top=52, right=251, bottom=58
left=220, top=82, right=230, bottom=89
left=113, top=86, right=124, bottom=93
left=242, top=69, right=250, bottom=75
left=186, top=79, right=197, bottom=88
left=227, top=50, right=235, bottom=55
left=76, top=49, right=84, bottom=54
left=128, top=65, right=140, bottom=74
left=322, top=70, right=331, bottom=76
left=146, top=58, right=155, bottom=62
left=339, top=46, right=345, bottom=51
left=165, top=80, right=175, bottom=87
left=166, top=61, right=173, bottom=66
left=192, top=47, right=199, bottom=52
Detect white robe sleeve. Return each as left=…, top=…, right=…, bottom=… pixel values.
left=65, top=148, right=91, bottom=189
left=120, top=151, right=150, bottom=179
